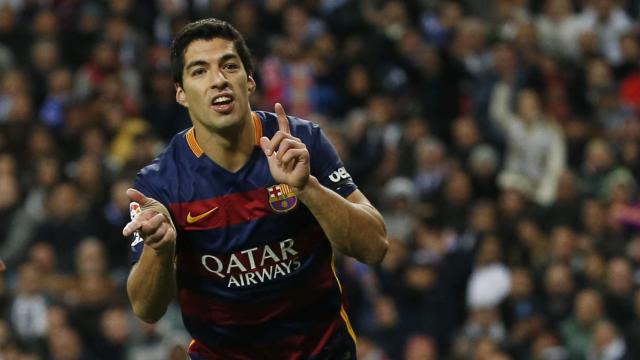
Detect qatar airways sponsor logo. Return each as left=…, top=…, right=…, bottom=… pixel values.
left=201, top=238, right=301, bottom=288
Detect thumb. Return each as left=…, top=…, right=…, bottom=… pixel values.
left=260, top=136, right=273, bottom=156
left=0, top=260, right=5, bottom=272
left=126, top=188, right=151, bottom=206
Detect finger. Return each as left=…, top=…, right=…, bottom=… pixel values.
left=261, top=131, right=288, bottom=156
left=0, top=260, right=5, bottom=272
left=140, top=213, right=167, bottom=235
left=260, top=136, right=273, bottom=156
left=148, top=226, right=175, bottom=251
left=275, top=103, right=290, bottom=134
left=144, top=222, right=168, bottom=246
left=276, top=138, right=305, bottom=161
left=280, top=148, right=309, bottom=167
left=123, top=219, right=143, bottom=237
left=127, top=188, right=152, bottom=206
left=122, top=209, right=159, bottom=236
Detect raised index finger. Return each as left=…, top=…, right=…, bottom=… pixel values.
left=275, top=102, right=290, bottom=134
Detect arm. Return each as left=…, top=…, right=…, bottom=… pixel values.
left=127, top=245, right=176, bottom=323
left=123, top=189, right=177, bottom=323
left=260, top=103, right=388, bottom=265
left=296, top=177, right=388, bottom=264
left=489, top=82, right=516, bottom=133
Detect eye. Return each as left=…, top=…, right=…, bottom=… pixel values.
left=223, top=62, right=239, bottom=71
left=191, top=68, right=206, bottom=76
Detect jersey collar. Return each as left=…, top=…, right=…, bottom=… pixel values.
left=185, top=112, right=263, bottom=158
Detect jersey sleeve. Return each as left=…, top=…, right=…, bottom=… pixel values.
left=309, top=125, right=358, bottom=198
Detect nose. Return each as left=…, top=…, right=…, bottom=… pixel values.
left=210, top=68, right=229, bottom=89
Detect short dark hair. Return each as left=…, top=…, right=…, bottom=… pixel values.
left=170, top=18, right=253, bottom=85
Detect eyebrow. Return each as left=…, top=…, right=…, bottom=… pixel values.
left=185, top=60, right=208, bottom=71
left=184, top=53, right=240, bottom=71
left=219, top=53, right=240, bottom=64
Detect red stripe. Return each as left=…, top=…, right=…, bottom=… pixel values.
left=310, top=317, right=343, bottom=356
left=169, top=188, right=273, bottom=230
left=178, top=258, right=337, bottom=326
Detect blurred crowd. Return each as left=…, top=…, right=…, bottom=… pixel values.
left=0, top=0, right=639, bottom=359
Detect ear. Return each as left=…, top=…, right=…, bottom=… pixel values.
left=175, top=84, right=188, bottom=108
left=247, top=75, right=256, bottom=94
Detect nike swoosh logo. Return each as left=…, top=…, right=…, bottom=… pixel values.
left=186, top=207, right=219, bottom=224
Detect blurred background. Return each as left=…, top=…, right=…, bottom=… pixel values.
left=0, top=0, right=639, bottom=359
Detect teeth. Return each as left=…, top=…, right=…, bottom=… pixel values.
left=213, top=96, right=232, bottom=104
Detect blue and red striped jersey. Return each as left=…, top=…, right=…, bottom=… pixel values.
left=131, top=111, right=358, bottom=359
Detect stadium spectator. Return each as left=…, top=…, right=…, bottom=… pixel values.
left=575, top=0, right=633, bottom=65
left=9, top=261, right=49, bottom=356
left=490, top=85, right=566, bottom=206
left=588, top=319, right=630, bottom=360
left=560, top=288, right=606, bottom=360
left=535, top=0, right=581, bottom=60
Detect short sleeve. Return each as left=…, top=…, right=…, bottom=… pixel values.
left=309, top=125, right=358, bottom=198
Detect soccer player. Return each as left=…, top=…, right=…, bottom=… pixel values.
left=122, top=19, right=388, bottom=359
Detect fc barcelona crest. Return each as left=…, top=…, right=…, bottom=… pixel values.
left=267, top=184, right=298, bottom=213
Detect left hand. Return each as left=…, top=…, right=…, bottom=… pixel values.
left=259, top=103, right=310, bottom=191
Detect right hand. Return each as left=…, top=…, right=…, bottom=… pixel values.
left=122, top=189, right=176, bottom=254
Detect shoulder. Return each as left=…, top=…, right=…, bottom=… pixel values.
left=255, top=111, right=320, bottom=141
left=136, top=129, right=189, bottom=192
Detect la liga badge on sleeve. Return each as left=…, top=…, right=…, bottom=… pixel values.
left=267, top=184, right=298, bottom=213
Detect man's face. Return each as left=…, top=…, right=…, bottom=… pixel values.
left=176, top=38, right=255, bottom=133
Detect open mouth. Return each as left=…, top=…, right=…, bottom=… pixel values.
left=210, top=94, right=235, bottom=113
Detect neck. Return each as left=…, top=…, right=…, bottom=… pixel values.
left=193, top=112, right=256, bottom=172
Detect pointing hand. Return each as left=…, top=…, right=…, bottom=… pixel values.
left=123, top=189, right=176, bottom=254
left=259, top=103, right=310, bottom=191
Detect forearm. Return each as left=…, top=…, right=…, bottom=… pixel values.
left=295, top=176, right=388, bottom=265
left=127, top=245, right=176, bottom=323
left=489, top=82, right=513, bottom=130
